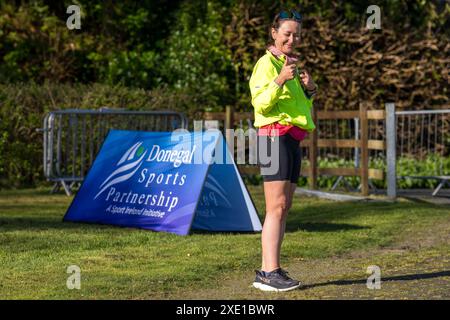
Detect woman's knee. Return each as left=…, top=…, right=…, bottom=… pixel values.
left=266, top=197, right=289, bottom=219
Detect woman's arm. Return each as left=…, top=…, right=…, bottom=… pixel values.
left=299, top=70, right=318, bottom=99
left=250, top=58, right=296, bottom=115
left=250, top=77, right=283, bottom=115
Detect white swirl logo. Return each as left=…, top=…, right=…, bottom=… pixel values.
left=94, top=142, right=147, bottom=199
left=203, top=175, right=231, bottom=208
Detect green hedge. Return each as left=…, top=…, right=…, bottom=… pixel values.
left=1, top=1, right=449, bottom=112
left=0, top=82, right=198, bottom=188
left=1, top=82, right=449, bottom=189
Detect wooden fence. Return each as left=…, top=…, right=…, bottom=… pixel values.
left=202, top=103, right=386, bottom=196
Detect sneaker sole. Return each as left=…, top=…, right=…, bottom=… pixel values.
left=252, top=282, right=301, bottom=292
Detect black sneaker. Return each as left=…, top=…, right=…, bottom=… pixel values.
left=253, top=268, right=301, bottom=292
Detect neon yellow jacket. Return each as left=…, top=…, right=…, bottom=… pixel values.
left=249, top=50, right=316, bottom=132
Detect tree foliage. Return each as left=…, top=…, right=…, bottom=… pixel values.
left=0, top=0, right=449, bottom=187
left=0, top=0, right=448, bottom=110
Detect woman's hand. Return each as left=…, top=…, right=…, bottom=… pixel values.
left=274, top=58, right=297, bottom=87
left=299, top=69, right=317, bottom=91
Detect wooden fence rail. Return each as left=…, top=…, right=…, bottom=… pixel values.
left=202, top=104, right=387, bottom=196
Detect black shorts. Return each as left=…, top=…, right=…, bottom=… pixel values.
left=257, top=134, right=302, bottom=183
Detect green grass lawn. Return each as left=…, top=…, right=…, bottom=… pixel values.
left=0, top=186, right=449, bottom=299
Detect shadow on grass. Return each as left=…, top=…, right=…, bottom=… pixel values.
left=0, top=188, right=67, bottom=197
left=0, top=194, right=443, bottom=234
left=282, top=200, right=445, bottom=234
left=286, top=222, right=369, bottom=232
left=302, top=270, right=450, bottom=290
left=190, top=222, right=369, bottom=235
left=0, top=215, right=370, bottom=234
left=0, top=217, right=111, bottom=231
left=190, top=229, right=260, bottom=235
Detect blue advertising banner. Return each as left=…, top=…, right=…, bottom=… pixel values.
left=63, top=130, right=262, bottom=235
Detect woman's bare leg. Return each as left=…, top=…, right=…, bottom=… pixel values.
left=278, top=183, right=298, bottom=248
left=261, top=180, right=292, bottom=272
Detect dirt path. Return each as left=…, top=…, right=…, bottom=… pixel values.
left=156, top=216, right=450, bottom=300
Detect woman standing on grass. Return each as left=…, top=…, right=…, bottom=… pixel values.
left=249, top=9, right=317, bottom=292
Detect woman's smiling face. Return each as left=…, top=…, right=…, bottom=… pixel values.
left=271, top=20, right=301, bottom=55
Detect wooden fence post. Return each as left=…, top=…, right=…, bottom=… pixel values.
left=360, top=103, right=369, bottom=196
left=225, top=105, right=234, bottom=131
left=309, top=107, right=318, bottom=190
left=225, top=105, right=234, bottom=151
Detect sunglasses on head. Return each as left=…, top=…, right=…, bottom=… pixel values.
left=279, top=10, right=302, bottom=22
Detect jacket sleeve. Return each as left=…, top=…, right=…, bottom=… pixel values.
left=249, top=59, right=283, bottom=115
left=303, top=83, right=318, bottom=101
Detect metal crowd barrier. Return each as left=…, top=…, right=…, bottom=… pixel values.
left=40, top=108, right=188, bottom=195
left=394, top=108, right=450, bottom=196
